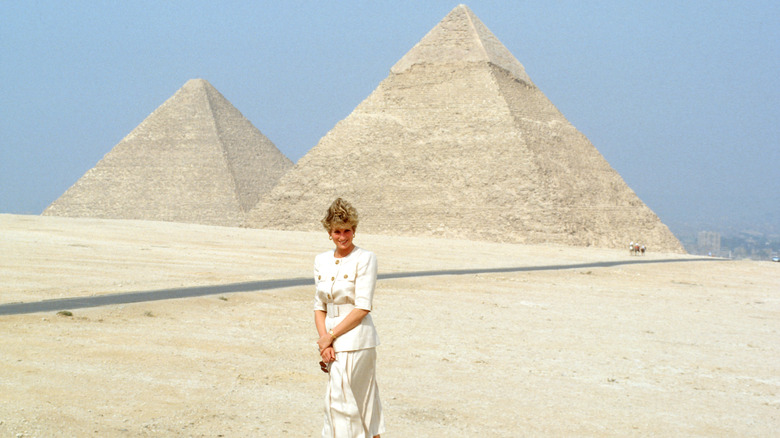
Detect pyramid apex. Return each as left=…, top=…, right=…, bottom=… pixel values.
left=181, top=78, right=214, bottom=90
left=390, top=5, right=533, bottom=85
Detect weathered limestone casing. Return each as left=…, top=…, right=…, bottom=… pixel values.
left=44, top=79, right=293, bottom=226
left=246, top=5, right=684, bottom=252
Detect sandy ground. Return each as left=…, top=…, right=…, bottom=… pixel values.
left=0, top=214, right=778, bottom=437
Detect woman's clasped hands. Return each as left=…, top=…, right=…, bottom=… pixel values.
left=317, top=332, right=334, bottom=352
left=318, top=333, right=335, bottom=373
left=319, top=346, right=335, bottom=373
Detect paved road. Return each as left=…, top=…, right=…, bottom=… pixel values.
left=0, top=257, right=719, bottom=316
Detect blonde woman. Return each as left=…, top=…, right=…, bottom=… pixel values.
left=314, top=198, right=384, bottom=437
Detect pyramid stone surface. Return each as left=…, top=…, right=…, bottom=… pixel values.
left=246, top=5, right=684, bottom=252
left=44, top=79, right=293, bottom=226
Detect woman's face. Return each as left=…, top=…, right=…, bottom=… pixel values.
left=329, top=226, right=355, bottom=254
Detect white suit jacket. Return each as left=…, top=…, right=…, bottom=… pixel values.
left=314, top=246, right=380, bottom=352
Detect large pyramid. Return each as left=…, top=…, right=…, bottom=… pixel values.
left=246, top=5, right=684, bottom=252
left=44, top=79, right=293, bottom=227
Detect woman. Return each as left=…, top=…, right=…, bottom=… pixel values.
left=314, top=198, right=384, bottom=438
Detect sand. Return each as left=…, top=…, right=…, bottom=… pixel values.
left=1, top=214, right=778, bottom=436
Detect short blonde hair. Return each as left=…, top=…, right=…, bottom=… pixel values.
left=321, top=198, right=359, bottom=232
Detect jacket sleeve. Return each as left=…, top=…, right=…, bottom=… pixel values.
left=313, top=257, right=327, bottom=312
left=353, top=251, right=378, bottom=311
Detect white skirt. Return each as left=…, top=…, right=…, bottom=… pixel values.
left=322, top=347, right=385, bottom=437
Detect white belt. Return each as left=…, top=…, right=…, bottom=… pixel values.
left=327, top=303, right=354, bottom=318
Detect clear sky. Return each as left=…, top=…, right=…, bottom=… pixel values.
left=2, top=1, right=778, bottom=236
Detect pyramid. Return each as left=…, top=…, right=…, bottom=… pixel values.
left=44, top=79, right=293, bottom=227
left=246, top=5, right=684, bottom=252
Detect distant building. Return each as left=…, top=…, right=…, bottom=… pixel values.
left=698, top=231, right=721, bottom=255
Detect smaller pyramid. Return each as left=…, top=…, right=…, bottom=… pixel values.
left=44, top=79, right=293, bottom=226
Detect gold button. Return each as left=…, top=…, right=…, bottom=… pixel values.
left=328, top=294, right=332, bottom=300
left=335, top=260, right=340, bottom=264
left=318, top=275, right=321, bottom=280
left=331, top=277, right=335, bottom=281
left=344, top=274, right=348, bottom=279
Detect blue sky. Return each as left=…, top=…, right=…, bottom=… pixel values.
left=2, top=1, right=778, bottom=236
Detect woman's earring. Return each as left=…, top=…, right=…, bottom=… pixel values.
left=329, top=235, right=332, bottom=240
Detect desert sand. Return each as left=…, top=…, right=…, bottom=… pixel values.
left=0, top=214, right=777, bottom=437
